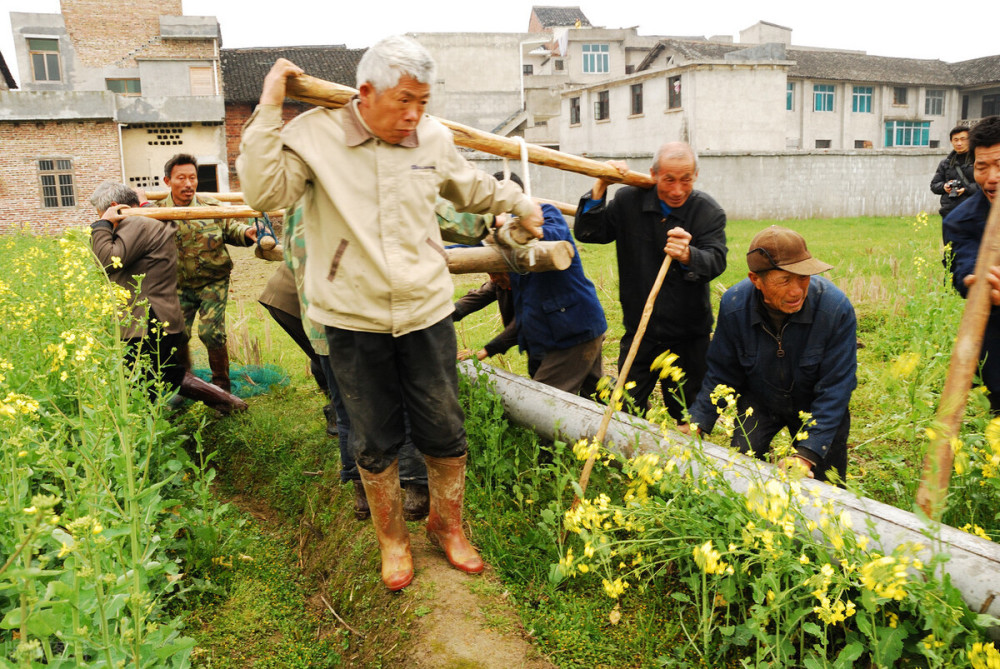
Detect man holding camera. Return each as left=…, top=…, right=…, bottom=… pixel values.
left=931, top=125, right=978, bottom=224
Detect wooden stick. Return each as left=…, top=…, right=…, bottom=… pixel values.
left=916, top=197, right=1000, bottom=520
left=447, top=241, right=574, bottom=274
left=143, top=191, right=579, bottom=217
left=576, top=255, right=673, bottom=498
left=121, top=205, right=283, bottom=220
left=285, top=74, right=654, bottom=189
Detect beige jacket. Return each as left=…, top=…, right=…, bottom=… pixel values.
left=237, top=102, right=534, bottom=336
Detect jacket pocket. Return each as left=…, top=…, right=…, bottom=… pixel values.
left=425, top=237, right=447, bottom=262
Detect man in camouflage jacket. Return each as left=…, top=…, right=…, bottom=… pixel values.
left=156, top=153, right=256, bottom=392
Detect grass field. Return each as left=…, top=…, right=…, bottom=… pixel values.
left=202, top=211, right=1000, bottom=666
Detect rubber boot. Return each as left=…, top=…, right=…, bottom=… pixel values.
left=207, top=347, right=232, bottom=393
left=352, top=480, right=370, bottom=521
left=425, top=454, right=484, bottom=574
left=359, top=461, right=413, bottom=591
left=402, top=483, right=430, bottom=522
left=178, top=372, right=248, bottom=415
left=177, top=341, right=193, bottom=373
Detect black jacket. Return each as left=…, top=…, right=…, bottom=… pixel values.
left=930, top=150, right=977, bottom=218
left=574, top=187, right=727, bottom=341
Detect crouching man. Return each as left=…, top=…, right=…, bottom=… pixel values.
left=238, top=36, right=543, bottom=590
left=685, top=226, right=857, bottom=484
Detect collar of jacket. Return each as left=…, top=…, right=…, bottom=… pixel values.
left=749, top=279, right=816, bottom=328
left=343, top=97, right=420, bottom=148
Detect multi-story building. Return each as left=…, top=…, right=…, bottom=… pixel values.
left=559, top=22, right=1000, bottom=156
left=0, top=0, right=223, bottom=232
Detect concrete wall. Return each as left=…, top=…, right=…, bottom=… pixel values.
left=464, top=149, right=944, bottom=220
left=122, top=121, right=228, bottom=192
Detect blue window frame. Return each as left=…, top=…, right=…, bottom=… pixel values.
left=884, top=120, right=930, bottom=147
left=582, top=44, right=609, bottom=74
left=852, top=86, right=872, bottom=113
left=814, top=84, right=835, bottom=112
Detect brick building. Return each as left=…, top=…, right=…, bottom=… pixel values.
left=220, top=46, right=365, bottom=191
left=0, top=0, right=223, bottom=233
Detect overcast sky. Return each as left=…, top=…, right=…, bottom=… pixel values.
left=2, top=0, right=993, bottom=86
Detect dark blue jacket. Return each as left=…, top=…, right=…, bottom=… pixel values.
left=688, top=276, right=857, bottom=463
left=943, top=189, right=991, bottom=298
left=574, top=187, right=727, bottom=341
left=510, top=204, right=606, bottom=355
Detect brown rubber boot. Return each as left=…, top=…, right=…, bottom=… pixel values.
left=352, top=480, right=370, bottom=521
left=425, top=454, right=484, bottom=574
left=178, top=372, right=248, bottom=415
left=206, top=347, right=232, bottom=393
left=359, top=461, right=413, bottom=591
left=402, top=483, right=430, bottom=522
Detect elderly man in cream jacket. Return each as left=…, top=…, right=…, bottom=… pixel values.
left=238, top=35, right=542, bottom=591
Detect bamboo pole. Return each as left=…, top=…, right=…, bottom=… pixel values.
left=446, top=241, right=574, bottom=274
left=142, top=191, right=579, bottom=217
left=120, top=205, right=281, bottom=220
left=916, top=197, right=1000, bottom=520
left=284, top=74, right=655, bottom=189
left=576, top=255, right=673, bottom=498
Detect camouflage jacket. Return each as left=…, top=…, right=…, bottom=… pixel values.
left=154, top=193, right=252, bottom=289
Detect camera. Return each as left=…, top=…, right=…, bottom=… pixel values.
left=946, top=180, right=963, bottom=198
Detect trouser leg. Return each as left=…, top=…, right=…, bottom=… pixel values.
left=530, top=334, right=605, bottom=397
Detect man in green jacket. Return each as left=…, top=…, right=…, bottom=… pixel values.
left=155, top=153, right=256, bottom=392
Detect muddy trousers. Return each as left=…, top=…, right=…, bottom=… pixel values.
left=325, top=317, right=467, bottom=475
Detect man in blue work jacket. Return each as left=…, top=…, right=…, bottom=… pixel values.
left=686, top=226, right=857, bottom=484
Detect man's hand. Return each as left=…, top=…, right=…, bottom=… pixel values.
left=962, top=267, right=1000, bottom=306
left=676, top=423, right=701, bottom=437
left=778, top=454, right=815, bottom=479
left=245, top=227, right=259, bottom=244
left=664, top=227, right=693, bottom=264
left=516, top=202, right=544, bottom=239
left=457, top=348, right=488, bottom=362
left=101, top=203, right=128, bottom=226
left=591, top=159, right=629, bottom=200
left=260, top=58, right=304, bottom=106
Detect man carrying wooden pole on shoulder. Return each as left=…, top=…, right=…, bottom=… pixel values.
left=237, top=35, right=543, bottom=591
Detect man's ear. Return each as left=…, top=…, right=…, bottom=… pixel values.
left=748, top=272, right=763, bottom=290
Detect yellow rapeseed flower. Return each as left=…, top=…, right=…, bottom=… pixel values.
left=968, top=641, right=1000, bottom=669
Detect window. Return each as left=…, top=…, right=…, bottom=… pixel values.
left=854, top=140, right=872, bottom=149
left=925, top=89, right=945, bottom=116
left=38, top=159, right=75, bottom=208
left=106, top=78, right=141, bottom=96
left=813, top=84, right=834, bottom=112
left=554, top=59, right=564, bottom=71
left=569, top=97, right=581, bottom=125
left=582, top=43, right=609, bottom=74
left=630, top=83, right=643, bottom=115
left=522, top=64, right=533, bottom=76
left=893, top=87, right=908, bottom=105
left=786, top=82, right=794, bottom=111
left=983, top=94, right=1000, bottom=117
left=28, top=38, right=61, bottom=82
left=852, top=86, right=872, bottom=113
left=885, top=120, right=930, bottom=147
left=668, top=76, right=682, bottom=109
left=815, top=139, right=832, bottom=149
left=594, top=91, right=609, bottom=121
left=189, top=67, right=214, bottom=95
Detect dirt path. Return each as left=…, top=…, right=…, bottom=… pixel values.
left=402, top=534, right=554, bottom=668
left=228, top=248, right=555, bottom=669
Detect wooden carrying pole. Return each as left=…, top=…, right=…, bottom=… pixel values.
left=916, top=197, right=1000, bottom=520
left=447, top=241, right=574, bottom=274
left=576, top=256, right=673, bottom=498
left=121, top=206, right=573, bottom=275
left=142, top=191, right=580, bottom=218
left=284, top=74, right=655, bottom=190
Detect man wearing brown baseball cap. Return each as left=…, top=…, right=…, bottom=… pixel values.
left=686, top=226, right=857, bottom=484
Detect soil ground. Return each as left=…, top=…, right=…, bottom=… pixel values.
left=226, top=246, right=555, bottom=668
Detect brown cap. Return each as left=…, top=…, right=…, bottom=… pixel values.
left=746, top=226, right=833, bottom=275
